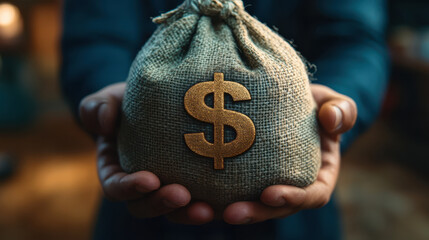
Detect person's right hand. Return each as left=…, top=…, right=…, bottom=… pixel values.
left=79, top=83, right=215, bottom=225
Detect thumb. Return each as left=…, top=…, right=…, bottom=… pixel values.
left=318, top=99, right=357, bottom=135
left=311, top=84, right=357, bottom=135
left=79, top=83, right=126, bottom=136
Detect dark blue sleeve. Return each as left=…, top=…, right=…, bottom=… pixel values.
left=61, top=0, right=155, bottom=116
left=304, top=0, right=390, bottom=150
left=61, top=0, right=389, bottom=151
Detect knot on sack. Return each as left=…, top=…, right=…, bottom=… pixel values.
left=188, top=0, right=243, bottom=19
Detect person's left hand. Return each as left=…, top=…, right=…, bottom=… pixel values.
left=223, top=84, right=357, bottom=224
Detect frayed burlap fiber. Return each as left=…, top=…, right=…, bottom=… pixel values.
left=118, top=0, right=321, bottom=209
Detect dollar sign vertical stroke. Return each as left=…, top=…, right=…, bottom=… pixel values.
left=184, top=73, right=256, bottom=170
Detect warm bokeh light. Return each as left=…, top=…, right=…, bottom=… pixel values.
left=0, top=3, right=23, bottom=40
left=0, top=3, right=18, bottom=26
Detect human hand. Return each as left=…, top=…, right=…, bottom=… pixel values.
left=223, top=84, right=357, bottom=225
left=79, top=83, right=214, bottom=225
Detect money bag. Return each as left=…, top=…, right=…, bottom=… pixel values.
left=118, top=0, right=321, bottom=209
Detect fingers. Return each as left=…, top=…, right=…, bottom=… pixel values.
left=96, top=136, right=203, bottom=223
left=311, top=84, right=357, bottom=135
left=127, top=184, right=191, bottom=219
left=97, top=136, right=161, bottom=201
left=260, top=185, right=306, bottom=207
left=82, top=83, right=208, bottom=224
left=318, top=100, right=356, bottom=134
left=225, top=180, right=335, bottom=225
left=101, top=171, right=161, bottom=201
left=260, top=133, right=339, bottom=209
left=79, top=83, right=126, bottom=136
left=224, top=187, right=306, bottom=225
left=166, top=202, right=214, bottom=225
left=223, top=201, right=297, bottom=225
left=260, top=139, right=339, bottom=210
left=224, top=123, right=341, bottom=225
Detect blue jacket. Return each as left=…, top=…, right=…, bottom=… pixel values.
left=61, top=0, right=389, bottom=239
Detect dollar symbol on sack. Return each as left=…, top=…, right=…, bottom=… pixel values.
left=184, top=73, right=256, bottom=170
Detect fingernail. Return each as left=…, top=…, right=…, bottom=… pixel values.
left=98, top=103, right=108, bottom=130
left=332, top=106, right=343, bottom=131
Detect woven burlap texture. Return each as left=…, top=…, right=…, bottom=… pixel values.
left=118, top=0, right=321, bottom=209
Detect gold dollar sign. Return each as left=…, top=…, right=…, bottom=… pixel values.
left=184, top=73, right=256, bottom=170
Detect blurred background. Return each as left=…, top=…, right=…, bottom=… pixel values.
left=0, top=0, right=428, bottom=239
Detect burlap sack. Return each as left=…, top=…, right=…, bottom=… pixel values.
left=118, top=0, right=321, bottom=208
